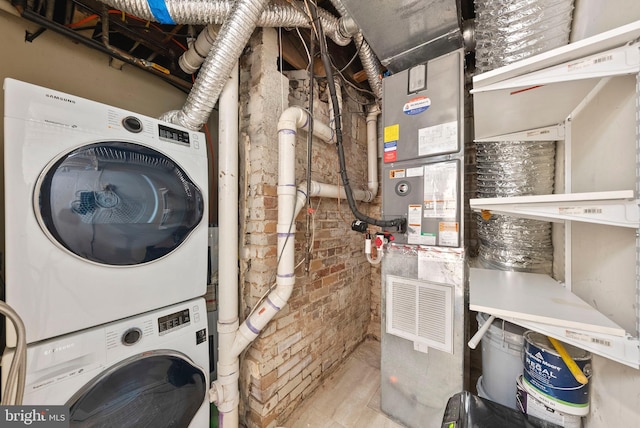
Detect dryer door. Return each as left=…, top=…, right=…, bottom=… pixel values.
left=67, top=352, right=207, bottom=427
left=35, top=142, right=204, bottom=266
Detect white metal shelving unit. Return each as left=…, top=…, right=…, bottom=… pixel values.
left=469, top=20, right=640, bottom=368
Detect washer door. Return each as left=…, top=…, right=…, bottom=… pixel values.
left=36, top=142, right=204, bottom=266
left=67, top=352, right=207, bottom=427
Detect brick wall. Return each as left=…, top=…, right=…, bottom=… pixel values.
left=236, top=28, right=382, bottom=427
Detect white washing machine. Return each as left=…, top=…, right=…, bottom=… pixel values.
left=3, top=79, right=209, bottom=345
left=2, top=298, right=210, bottom=427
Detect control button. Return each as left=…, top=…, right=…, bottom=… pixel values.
left=194, top=313, right=200, bottom=323
left=122, top=116, right=143, bottom=133
left=122, top=328, right=142, bottom=345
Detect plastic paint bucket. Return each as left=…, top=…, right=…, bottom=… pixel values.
left=523, top=331, right=591, bottom=416
left=516, top=375, right=582, bottom=428
left=477, top=312, right=527, bottom=409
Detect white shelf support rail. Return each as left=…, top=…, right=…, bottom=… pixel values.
left=470, top=191, right=640, bottom=228
left=473, top=124, right=565, bottom=143
left=472, top=40, right=640, bottom=94
left=564, top=112, right=573, bottom=290
left=636, top=70, right=640, bottom=339
left=501, top=316, right=640, bottom=369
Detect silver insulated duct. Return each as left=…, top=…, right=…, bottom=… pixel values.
left=330, top=0, right=383, bottom=99
left=100, top=0, right=357, bottom=130
left=474, top=0, right=574, bottom=274
left=476, top=141, right=555, bottom=273
left=103, top=0, right=351, bottom=46
left=475, top=0, right=574, bottom=73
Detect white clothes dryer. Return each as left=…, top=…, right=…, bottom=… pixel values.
left=3, top=79, right=209, bottom=344
left=2, top=298, right=210, bottom=427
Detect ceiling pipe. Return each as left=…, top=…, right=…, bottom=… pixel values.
left=102, top=0, right=351, bottom=46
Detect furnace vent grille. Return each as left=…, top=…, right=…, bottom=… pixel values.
left=386, top=275, right=453, bottom=353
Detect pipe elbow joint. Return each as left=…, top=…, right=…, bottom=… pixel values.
left=278, top=106, right=307, bottom=132
left=338, top=16, right=359, bottom=38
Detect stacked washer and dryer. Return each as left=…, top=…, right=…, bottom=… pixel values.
left=1, top=79, right=211, bottom=426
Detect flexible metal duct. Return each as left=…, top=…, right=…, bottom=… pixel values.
left=476, top=141, right=555, bottom=273
left=99, top=0, right=360, bottom=129
left=354, top=32, right=383, bottom=99
left=474, top=0, right=573, bottom=274
left=330, top=0, right=384, bottom=99
left=102, top=0, right=351, bottom=46
left=159, top=0, right=269, bottom=129
left=475, top=0, right=574, bottom=72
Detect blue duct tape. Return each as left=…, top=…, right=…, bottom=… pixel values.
left=147, top=0, right=175, bottom=24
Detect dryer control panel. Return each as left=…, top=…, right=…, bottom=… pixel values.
left=159, top=123, right=191, bottom=146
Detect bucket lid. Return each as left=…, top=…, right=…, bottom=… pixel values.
left=524, top=331, right=591, bottom=360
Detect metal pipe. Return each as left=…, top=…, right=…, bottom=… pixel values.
left=18, top=8, right=191, bottom=91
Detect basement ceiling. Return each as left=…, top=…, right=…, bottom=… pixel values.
left=11, top=0, right=473, bottom=94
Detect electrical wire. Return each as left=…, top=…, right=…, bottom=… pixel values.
left=340, top=81, right=377, bottom=106
left=303, top=0, right=317, bottom=275
left=309, top=2, right=405, bottom=232
left=337, top=40, right=363, bottom=73
left=295, top=27, right=312, bottom=67
left=278, top=27, right=285, bottom=114
left=0, top=301, right=27, bottom=405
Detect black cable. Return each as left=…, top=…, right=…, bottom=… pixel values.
left=308, top=4, right=406, bottom=233
left=304, top=5, right=316, bottom=273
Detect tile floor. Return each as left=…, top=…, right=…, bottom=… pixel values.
left=284, top=340, right=406, bottom=428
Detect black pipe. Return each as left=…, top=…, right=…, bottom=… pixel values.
left=19, top=8, right=191, bottom=93
left=308, top=5, right=406, bottom=233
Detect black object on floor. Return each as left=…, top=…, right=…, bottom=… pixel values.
left=441, top=391, right=563, bottom=428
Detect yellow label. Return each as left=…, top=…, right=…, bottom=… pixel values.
left=151, top=63, right=170, bottom=74
left=439, top=222, right=459, bottom=232
left=384, top=124, right=399, bottom=142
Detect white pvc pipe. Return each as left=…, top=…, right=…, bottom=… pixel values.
left=468, top=314, right=496, bottom=349
left=179, top=24, right=219, bottom=74
left=230, top=107, right=335, bottom=357
left=294, top=181, right=372, bottom=217
left=214, top=104, right=381, bottom=426
left=215, top=62, right=241, bottom=427
left=366, top=105, right=381, bottom=199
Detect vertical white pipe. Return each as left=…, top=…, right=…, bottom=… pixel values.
left=216, top=62, right=240, bottom=428
left=230, top=107, right=334, bottom=356
left=366, top=105, right=381, bottom=199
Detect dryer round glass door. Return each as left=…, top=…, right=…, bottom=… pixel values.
left=35, top=142, right=204, bottom=265
left=66, top=352, right=207, bottom=427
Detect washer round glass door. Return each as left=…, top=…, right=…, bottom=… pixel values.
left=67, top=352, right=207, bottom=427
left=36, top=142, right=204, bottom=266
